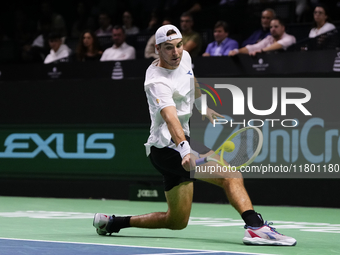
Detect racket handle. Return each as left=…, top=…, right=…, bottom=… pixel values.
left=195, top=157, right=207, bottom=166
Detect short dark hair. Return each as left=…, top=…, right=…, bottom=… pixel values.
left=158, top=30, right=179, bottom=48
left=271, top=17, right=285, bottom=27
left=112, top=25, right=125, bottom=34
left=166, top=29, right=177, bottom=36
left=262, top=8, right=276, bottom=17
left=99, top=11, right=111, bottom=19
left=180, top=12, right=193, bottom=21
left=48, top=31, right=62, bottom=40
left=214, top=21, right=229, bottom=33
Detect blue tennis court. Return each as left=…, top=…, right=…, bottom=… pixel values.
left=0, top=238, right=272, bottom=255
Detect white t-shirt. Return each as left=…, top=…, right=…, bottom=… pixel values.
left=44, top=44, right=71, bottom=64
left=245, top=33, right=296, bottom=53
left=309, top=22, right=336, bottom=38
left=144, top=50, right=194, bottom=156
left=100, top=42, right=136, bottom=61
left=123, top=25, right=140, bottom=35
left=95, top=25, right=113, bottom=37
left=32, top=35, right=44, bottom=47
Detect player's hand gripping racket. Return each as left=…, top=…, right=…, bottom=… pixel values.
left=195, top=126, right=263, bottom=170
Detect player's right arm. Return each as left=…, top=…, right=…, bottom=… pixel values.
left=160, top=106, right=192, bottom=171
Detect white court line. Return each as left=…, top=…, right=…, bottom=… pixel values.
left=0, top=237, right=277, bottom=255
left=132, top=252, right=223, bottom=255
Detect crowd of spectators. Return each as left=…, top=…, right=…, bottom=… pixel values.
left=0, top=0, right=339, bottom=64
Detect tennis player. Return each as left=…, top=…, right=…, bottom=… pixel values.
left=93, top=24, right=296, bottom=246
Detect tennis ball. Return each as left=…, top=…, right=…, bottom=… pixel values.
left=223, top=141, right=235, bottom=152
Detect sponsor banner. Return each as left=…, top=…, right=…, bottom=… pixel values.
left=0, top=128, right=155, bottom=178
left=129, top=185, right=165, bottom=201
left=191, top=78, right=340, bottom=178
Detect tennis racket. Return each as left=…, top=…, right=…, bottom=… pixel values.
left=195, top=126, right=263, bottom=170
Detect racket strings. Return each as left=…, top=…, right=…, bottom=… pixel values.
left=226, top=129, right=260, bottom=167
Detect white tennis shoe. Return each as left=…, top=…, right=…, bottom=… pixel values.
left=93, top=213, right=113, bottom=235
left=243, top=221, right=297, bottom=246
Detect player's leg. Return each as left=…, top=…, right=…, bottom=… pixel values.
left=195, top=150, right=252, bottom=214
left=93, top=145, right=194, bottom=234
left=198, top=176, right=253, bottom=214
left=190, top=147, right=260, bottom=230
left=196, top=150, right=262, bottom=226
left=93, top=181, right=193, bottom=234
left=130, top=181, right=193, bottom=229
left=196, top=150, right=296, bottom=246
left=128, top=145, right=194, bottom=229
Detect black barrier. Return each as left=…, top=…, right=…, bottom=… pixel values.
left=0, top=59, right=151, bottom=81
left=0, top=78, right=149, bottom=125
left=1, top=50, right=340, bottom=82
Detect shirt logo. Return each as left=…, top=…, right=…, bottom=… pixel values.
left=187, top=70, right=192, bottom=75
left=156, top=99, right=160, bottom=104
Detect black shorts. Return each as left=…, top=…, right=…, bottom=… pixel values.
left=149, top=136, right=211, bottom=192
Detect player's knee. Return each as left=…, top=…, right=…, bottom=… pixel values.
left=221, top=176, right=244, bottom=188
left=166, top=214, right=189, bottom=230
left=168, top=218, right=189, bottom=230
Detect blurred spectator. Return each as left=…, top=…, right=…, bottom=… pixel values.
left=145, top=10, right=161, bottom=34
left=247, top=0, right=275, bottom=3
left=241, top=8, right=275, bottom=47
left=144, top=18, right=172, bottom=59
left=0, top=22, right=10, bottom=42
left=100, top=25, right=136, bottom=61
left=163, top=0, right=210, bottom=20
left=95, top=12, right=113, bottom=37
left=75, top=30, right=102, bottom=61
left=14, top=9, right=36, bottom=47
left=31, top=17, right=52, bottom=48
left=309, top=5, right=336, bottom=38
left=296, top=0, right=309, bottom=22
left=122, top=11, right=140, bottom=35
left=180, top=13, right=202, bottom=57
left=0, top=21, right=14, bottom=63
left=95, top=0, right=126, bottom=24
left=71, top=1, right=95, bottom=38
left=44, top=32, right=72, bottom=64
left=203, top=21, right=238, bottom=56
left=218, top=0, right=250, bottom=34
left=22, top=17, right=52, bottom=62
left=37, top=1, right=67, bottom=39
left=229, top=18, right=296, bottom=56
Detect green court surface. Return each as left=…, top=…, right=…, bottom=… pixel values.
left=1, top=196, right=340, bottom=255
